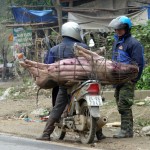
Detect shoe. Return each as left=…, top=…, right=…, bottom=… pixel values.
left=113, top=111, right=133, bottom=139
left=113, top=130, right=133, bottom=138
left=36, top=117, right=56, bottom=141
left=97, top=133, right=106, bottom=140
left=96, top=129, right=106, bottom=140
left=36, top=134, right=50, bottom=141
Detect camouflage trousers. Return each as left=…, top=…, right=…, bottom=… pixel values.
left=114, top=81, right=135, bottom=133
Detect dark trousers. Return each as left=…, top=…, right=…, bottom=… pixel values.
left=50, top=86, right=68, bottom=120
left=52, top=86, right=59, bottom=107
left=42, top=86, right=68, bottom=135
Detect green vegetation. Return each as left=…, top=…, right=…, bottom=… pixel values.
left=136, top=66, right=150, bottom=90
left=136, top=118, right=150, bottom=127
left=0, top=88, right=5, bottom=96
left=131, top=21, right=150, bottom=65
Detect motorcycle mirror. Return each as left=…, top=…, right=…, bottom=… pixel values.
left=89, top=39, right=95, bottom=48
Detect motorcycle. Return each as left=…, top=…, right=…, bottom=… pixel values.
left=53, top=80, right=108, bottom=144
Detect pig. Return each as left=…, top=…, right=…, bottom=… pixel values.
left=20, top=44, right=138, bottom=88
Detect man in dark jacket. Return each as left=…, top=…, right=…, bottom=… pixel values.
left=109, top=16, right=144, bottom=138
left=36, top=22, right=105, bottom=141
left=36, top=22, right=86, bottom=141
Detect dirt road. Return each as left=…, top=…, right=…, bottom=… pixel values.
left=0, top=82, right=150, bottom=150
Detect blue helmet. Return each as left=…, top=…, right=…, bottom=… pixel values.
left=109, top=16, right=132, bottom=30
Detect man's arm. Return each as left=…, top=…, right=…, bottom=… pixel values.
left=44, top=49, right=55, bottom=64
left=44, top=49, right=50, bottom=64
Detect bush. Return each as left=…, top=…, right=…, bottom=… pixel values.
left=136, top=66, right=150, bottom=90
left=131, top=21, right=150, bottom=65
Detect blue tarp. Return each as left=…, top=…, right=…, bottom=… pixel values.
left=11, top=6, right=57, bottom=23
left=147, top=5, right=150, bottom=19
left=141, top=5, right=150, bottom=20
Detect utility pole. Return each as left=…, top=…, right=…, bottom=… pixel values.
left=1, top=45, right=8, bottom=81
left=69, top=0, right=73, bottom=7
left=54, top=0, right=63, bottom=34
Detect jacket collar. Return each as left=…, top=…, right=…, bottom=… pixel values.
left=114, top=33, right=131, bottom=43
left=62, top=37, right=79, bottom=43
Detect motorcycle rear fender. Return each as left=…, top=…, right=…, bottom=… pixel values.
left=88, top=106, right=100, bottom=118
left=78, top=97, right=100, bottom=118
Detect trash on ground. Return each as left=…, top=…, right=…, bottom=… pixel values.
left=23, top=117, right=42, bottom=122
left=31, top=108, right=49, bottom=117
left=0, top=87, right=12, bottom=100
left=40, top=116, right=49, bottom=122
left=106, top=122, right=121, bottom=127
left=135, top=102, right=145, bottom=106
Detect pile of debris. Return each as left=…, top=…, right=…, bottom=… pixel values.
left=135, top=97, right=150, bottom=106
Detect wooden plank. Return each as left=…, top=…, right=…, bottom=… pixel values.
left=5, top=22, right=57, bottom=28
left=55, top=0, right=63, bottom=34
left=9, top=5, right=55, bottom=8
left=62, top=6, right=141, bottom=12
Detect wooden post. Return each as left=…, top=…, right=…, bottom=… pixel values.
left=1, top=45, right=8, bottom=81
left=69, top=0, right=73, bottom=7
left=55, top=0, right=63, bottom=34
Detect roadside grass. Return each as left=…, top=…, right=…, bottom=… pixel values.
left=0, top=88, right=5, bottom=96
left=135, top=118, right=150, bottom=127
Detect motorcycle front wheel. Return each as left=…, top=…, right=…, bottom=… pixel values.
left=79, top=101, right=96, bottom=144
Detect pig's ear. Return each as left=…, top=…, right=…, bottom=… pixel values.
left=25, top=59, right=36, bottom=65
left=19, top=62, right=31, bottom=68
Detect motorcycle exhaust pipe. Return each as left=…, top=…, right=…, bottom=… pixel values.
left=97, top=116, right=108, bottom=129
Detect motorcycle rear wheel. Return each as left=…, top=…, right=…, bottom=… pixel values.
left=79, top=101, right=96, bottom=144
